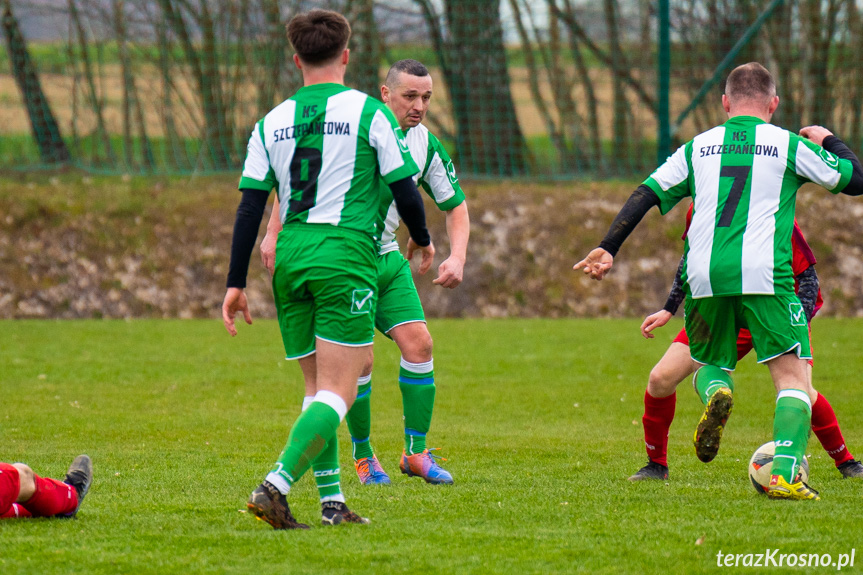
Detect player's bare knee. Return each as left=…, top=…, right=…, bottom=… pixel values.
left=647, top=365, right=678, bottom=397
left=397, top=326, right=433, bottom=363
left=409, top=332, right=433, bottom=363
left=11, top=463, right=35, bottom=501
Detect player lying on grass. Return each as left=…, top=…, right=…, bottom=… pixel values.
left=223, top=10, right=432, bottom=529
left=629, top=205, right=863, bottom=481
left=576, top=62, right=863, bottom=500
left=261, top=59, right=469, bottom=487
left=0, top=455, right=92, bottom=519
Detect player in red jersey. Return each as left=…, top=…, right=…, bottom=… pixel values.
left=629, top=205, right=863, bottom=481
left=0, top=455, right=92, bottom=519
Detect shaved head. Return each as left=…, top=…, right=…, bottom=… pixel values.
left=385, top=59, right=430, bottom=89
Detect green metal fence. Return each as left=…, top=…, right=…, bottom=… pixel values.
left=2, top=0, right=862, bottom=178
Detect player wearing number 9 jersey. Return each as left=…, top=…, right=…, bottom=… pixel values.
left=221, top=10, right=434, bottom=529
left=576, top=62, right=863, bottom=500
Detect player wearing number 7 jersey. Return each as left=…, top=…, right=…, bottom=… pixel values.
left=629, top=205, right=863, bottom=481
left=221, top=10, right=434, bottom=529
left=576, top=62, right=863, bottom=500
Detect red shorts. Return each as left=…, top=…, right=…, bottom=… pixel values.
left=0, top=463, right=20, bottom=514
left=674, top=327, right=815, bottom=366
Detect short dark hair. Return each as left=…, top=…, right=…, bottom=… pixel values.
left=286, top=10, right=351, bottom=66
left=385, top=59, right=430, bottom=88
left=724, top=62, right=776, bottom=103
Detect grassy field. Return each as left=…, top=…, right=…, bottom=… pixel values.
left=2, top=318, right=863, bottom=574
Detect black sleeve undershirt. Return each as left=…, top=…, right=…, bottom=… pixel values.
left=796, top=265, right=819, bottom=322
left=226, top=188, right=269, bottom=289
left=389, top=176, right=431, bottom=247
left=598, top=185, right=662, bottom=256
left=663, top=255, right=687, bottom=315
left=822, top=135, right=863, bottom=196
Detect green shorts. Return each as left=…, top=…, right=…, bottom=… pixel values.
left=374, top=250, right=425, bottom=336
left=684, top=294, right=812, bottom=370
left=272, top=224, right=377, bottom=359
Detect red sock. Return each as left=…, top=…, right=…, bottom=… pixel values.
left=1, top=503, right=32, bottom=519
left=642, top=391, right=676, bottom=467
left=811, top=392, right=854, bottom=466
left=20, top=475, right=78, bottom=517
left=0, top=463, right=21, bottom=518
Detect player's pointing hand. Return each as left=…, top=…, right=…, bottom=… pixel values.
left=574, top=247, right=614, bottom=280
left=222, top=287, right=252, bottom=336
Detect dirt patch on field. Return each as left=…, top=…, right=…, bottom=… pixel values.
left=1, top=174, right=862, bottom=319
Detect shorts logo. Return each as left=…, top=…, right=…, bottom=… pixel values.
left=351, top=289, right=374, bottom=314
left=789, top=303, right=806, bottom=327
left=819, top=148, right=839, bottom=168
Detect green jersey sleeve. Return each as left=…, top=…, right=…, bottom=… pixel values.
left=367, top=103, right=419, bottom=184
left=419, top=132, right=465, bottom=211
left=238, top=119, right=277, bottom=192
left=642, top=142, right=693, bottom=214
left=792, top=136, right=853, bottom=194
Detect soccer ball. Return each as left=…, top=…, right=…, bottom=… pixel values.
left=748, top=441, right=809, bottom=494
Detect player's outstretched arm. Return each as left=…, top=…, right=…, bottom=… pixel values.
left=434, top=202, right=470, bottom=288
left=260, top=196, right=283, bottom=276
left=574, top=247, right=614, bottom=280
left=223, top=188, right=269, bottom=336
left=573, top=185, right=661, bottom=280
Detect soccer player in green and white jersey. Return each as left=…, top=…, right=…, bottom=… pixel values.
left=576, top=62, right=863, bottom=500
left=221, top=10, right=434, bottom=529
left=262, top=59, right=469, bottom=486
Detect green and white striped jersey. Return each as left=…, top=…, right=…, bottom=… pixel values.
left=644, top=115, right=854, bottom=298
left=376, top=123, right=465, bottom=255
left=239, top=83, right=418, bottom=237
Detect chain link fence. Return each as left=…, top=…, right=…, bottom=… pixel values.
left=2, top=0, right=863, bottom=178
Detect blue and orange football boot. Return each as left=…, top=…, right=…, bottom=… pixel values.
left=354, top=455, right=391, bottom=485
left=399, top=448, right=454, bottom=485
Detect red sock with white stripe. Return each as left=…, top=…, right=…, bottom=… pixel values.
left=811, top=392, right=854, bottom=466
left=0, top=503, right=32, bottom=518
left=21, top=475, right=78, bottom=517
left=0, top=463, right=22, bottom=518
left=642, top=391, right=676, bottom=467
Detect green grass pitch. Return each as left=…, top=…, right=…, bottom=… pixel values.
left=2, top=318, right=862, bottom=573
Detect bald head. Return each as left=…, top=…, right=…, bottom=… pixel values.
left=724, top=62, right=776, bottom=106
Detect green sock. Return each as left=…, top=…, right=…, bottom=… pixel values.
left=693, top=365, right=734, bottom=405
left=399, top=358, right=435, bottom=455
left=312, top=437, right=343, bottom=502
left=772, top=389, right=812, bottom=483
left=266, top=398, right=342, bottom=492
left=346, top=375, right=374, bottom=461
